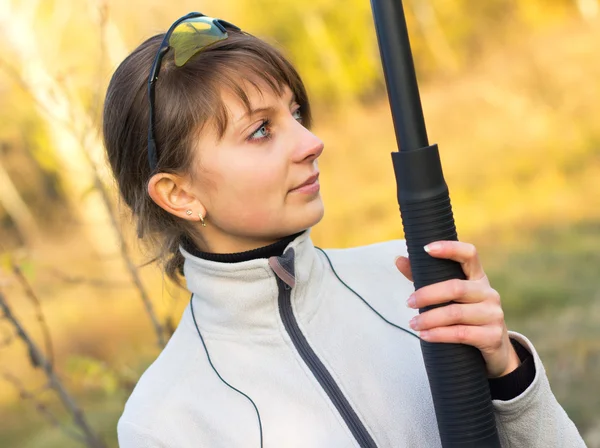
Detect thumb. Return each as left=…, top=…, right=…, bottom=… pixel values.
left=394, top=255, right=413, bottom=282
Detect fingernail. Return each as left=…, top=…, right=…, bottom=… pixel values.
left=419, top=330, right=430, bottom=340
left=424, top=242, right=440, bottom=253
left=407, top=294, right=416, bottom=308
left=394, top=256, right=401, bottom=264
left=409, top=316, right=419, bottom=330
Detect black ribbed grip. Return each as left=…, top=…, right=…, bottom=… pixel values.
left=392, top=144, right=501, bottom=448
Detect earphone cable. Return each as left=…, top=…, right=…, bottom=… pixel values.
left=315, top=247, right=420, bottom=341
left=189, top=245, right=418, bottom=448
left=189, top=295, right=264, bottom=448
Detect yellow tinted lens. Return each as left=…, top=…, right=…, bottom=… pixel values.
left=170, top=18, right=227, bottom=66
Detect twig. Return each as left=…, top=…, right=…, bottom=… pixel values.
left=79, top=131, right=167, bottom=347
left=88, top=0, right=108, bottom=127
left=0, top=290, right=106, bottom=448
left=0, top=57, right=77, bottom=132
left=47, top=267, right=130, bottom=289
left=1, top=372, right=86, bottom=443
left=1, top=0, right=168, bottom=350
left=11, top=263, right=55, bottom=369
left=0, top=159, right=39, bottom=244
left=0, top=323, right=15, bottom=348
left=74, top=70, right=167, bottom=346
left=0, top=41, right=167, bottom=349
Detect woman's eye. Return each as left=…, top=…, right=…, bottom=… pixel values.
left=247, top=109, right=302, bottom=143
left=249, top=119, right=271, bottom=141
left=293, top=108, right=303, bottom=122
left=253, top=125, right=268, bottom=138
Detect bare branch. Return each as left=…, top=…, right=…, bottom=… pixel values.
left=88, top=0, right=109, bottom=126
left=0, top=57, right=74, bottom=131
left=0, top=324, right=15, bottom=348
left=0, top=0, right=168, bottom=349
left=76, top=129, right=167, bottom=347
left=11, top=263, right=55, bottom=369
left=47, top=267, right=130, bottom=289
left=0, top=290, right=106, bottom=448
left=0, top=159, right=40, bottom=244
left=0, top=0, right=121, bottom=261
left=1, top=371, right=86, bottom=443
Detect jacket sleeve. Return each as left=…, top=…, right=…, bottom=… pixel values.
left=493, top=331, right=586, bottom=447
left=118, top=419, right=169, bottom=448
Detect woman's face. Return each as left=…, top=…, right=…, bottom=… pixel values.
left=184, top=81, right=325, bottom=252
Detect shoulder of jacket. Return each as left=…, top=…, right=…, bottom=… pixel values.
left=316, top=238, right=417, bottom=329
left=118, top=418, right=170, bottom=447
left=319, top=238, right=408, bottom=263
left=118, top=322, right=214, bottom=429
left=316, top=238, right=411, bottom=294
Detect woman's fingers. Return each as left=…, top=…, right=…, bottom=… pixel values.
left=416, top=324, right=504, bottom=353
left=424, top=241, right=486, bottom=281
left=407, top=278, right=500, bottom=308
left=395, top=241, right=519, bottom=378
left=417, top=323, right=519, bottom=378
left=409, top=302, right=504, bottom=331
left=395, top=255, right=413, bottom=282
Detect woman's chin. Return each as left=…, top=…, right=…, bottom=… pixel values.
left=298, top=199, right=325, bottom=228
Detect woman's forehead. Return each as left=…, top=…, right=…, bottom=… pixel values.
left=196, top=80, right=294, bottom=145
left=192, top=61, right=302, bottom=145
left=222, top=79, right=293, bottom=117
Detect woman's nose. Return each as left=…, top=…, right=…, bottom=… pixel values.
left=292, top=122, right=324, bottom=163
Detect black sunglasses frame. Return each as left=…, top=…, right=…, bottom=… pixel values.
left=146, top=12, right=240, bottom=171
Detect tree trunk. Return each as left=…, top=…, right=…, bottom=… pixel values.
left=0, top=0, right=118, bottom=259
left=0, top=159, right=39, bottom=245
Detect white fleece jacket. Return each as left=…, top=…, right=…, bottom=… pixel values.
left=117, top=229, right=585, bottom=447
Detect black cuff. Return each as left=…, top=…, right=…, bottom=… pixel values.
left=488, top=339, right=536, bottom=401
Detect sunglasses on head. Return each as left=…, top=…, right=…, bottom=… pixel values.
left=147, top=12, right=241, bottom=172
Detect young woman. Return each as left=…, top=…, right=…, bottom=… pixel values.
left=102, top=13, right=584, bottom=448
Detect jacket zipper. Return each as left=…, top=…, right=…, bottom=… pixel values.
left=274, top=275, right=378, bottom=448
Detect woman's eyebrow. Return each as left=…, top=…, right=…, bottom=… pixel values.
left=234, top=94, right=298, bottom=125
left=236, top=106, right=277, bottom=124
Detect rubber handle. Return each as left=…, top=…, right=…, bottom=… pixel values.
left=392, top=144, right=501, bottom=447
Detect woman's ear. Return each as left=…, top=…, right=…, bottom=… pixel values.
left=147, top=173, right=206, bottom=221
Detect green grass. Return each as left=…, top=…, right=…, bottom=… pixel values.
left=0, top=355, right=153, bottom=448
left=0, top=392, right=124, bottom=448
left=479, top=220, right=600, bottom=439
left=480, top=221, right=600, bottom=317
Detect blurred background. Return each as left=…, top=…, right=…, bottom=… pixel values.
left=0, top=0, right=599, bottom=446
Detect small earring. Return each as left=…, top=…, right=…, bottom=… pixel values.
left=199, top=213, right=206, bottom=227
left=186, top=210, right=193, bottom=216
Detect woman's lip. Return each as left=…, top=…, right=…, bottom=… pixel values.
left=290, top=173, right=320, bottom=193
left=292, top=173, right=319, bottom=190
left=290, top=180, right=320, bottom=194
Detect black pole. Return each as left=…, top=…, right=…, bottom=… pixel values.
left=369, top=0, right=428, bottom=152
left=369, top=1, right=501, bottom=447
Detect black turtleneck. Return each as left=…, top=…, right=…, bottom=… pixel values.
left=180, top=230, right=305, bottom=263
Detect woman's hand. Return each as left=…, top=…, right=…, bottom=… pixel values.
left=395, top=240, right=521, bottom=378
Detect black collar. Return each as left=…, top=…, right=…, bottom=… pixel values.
left=180, top=231, right=305, bottom=263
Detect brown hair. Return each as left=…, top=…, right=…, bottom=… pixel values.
left=102, top=27, right=312, bottom=286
